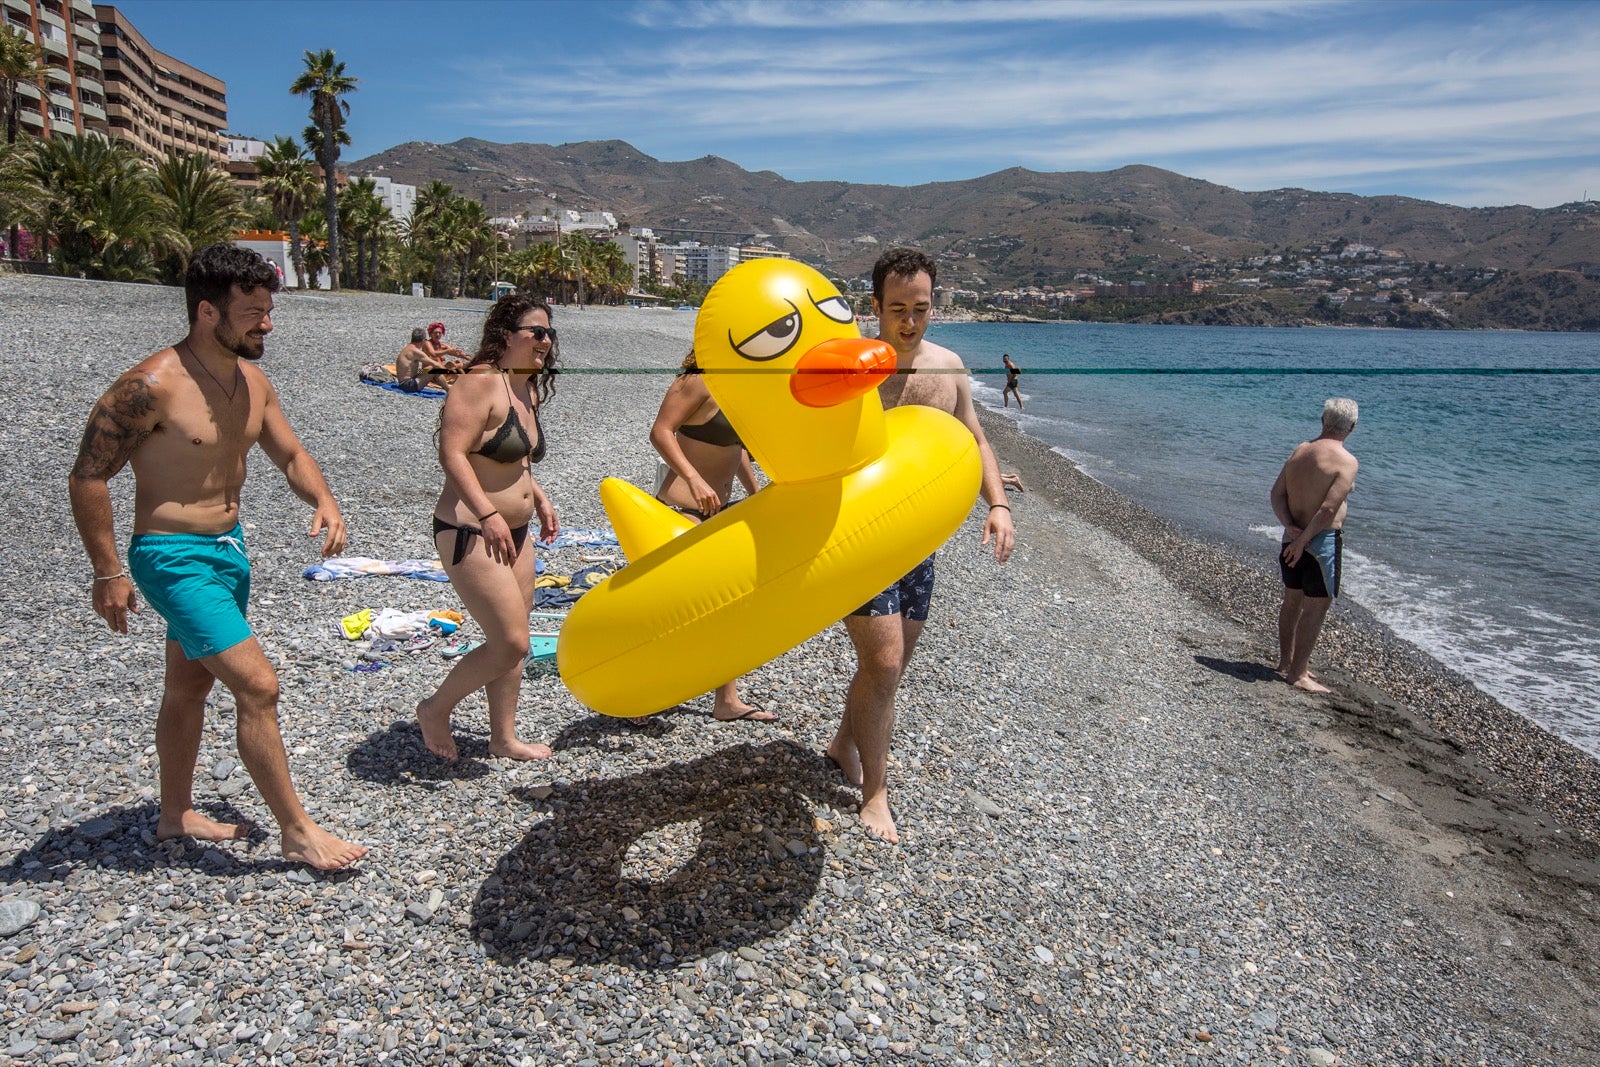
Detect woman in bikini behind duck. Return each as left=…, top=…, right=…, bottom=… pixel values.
left=647, top=348, right=774, bottom=722
left=417, top=294, right=560, bottom=761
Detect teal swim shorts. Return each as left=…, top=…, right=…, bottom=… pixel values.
left=128, top=524, right=252, bottom=660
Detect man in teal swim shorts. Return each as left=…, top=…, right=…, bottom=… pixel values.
left=1270, top=397, right=1359, bottom=694
left=69, top=244, right=367, bottom=871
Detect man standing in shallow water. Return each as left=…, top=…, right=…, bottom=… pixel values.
left=1271, top=397, right=1359, bottom=694
left=68, top=244, right=366, bottom=871
left=827, top=248, right=1014, bottom=843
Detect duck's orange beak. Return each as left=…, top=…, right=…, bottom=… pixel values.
left=790, top=337, right=897, bottom=408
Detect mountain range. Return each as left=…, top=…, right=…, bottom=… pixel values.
left=351, top=138, right=1600, bottom=294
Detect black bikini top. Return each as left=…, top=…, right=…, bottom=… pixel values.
left=677, top=407, right=742, bottom=449
left=474, top=374, right=545, bottom=464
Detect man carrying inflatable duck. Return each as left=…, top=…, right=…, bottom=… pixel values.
left=827, top=248, right=1014, bottom=843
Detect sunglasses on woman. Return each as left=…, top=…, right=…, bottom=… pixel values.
left=512, top=325, right=556, bottom=341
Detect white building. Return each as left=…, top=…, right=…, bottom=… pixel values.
left=569, top=210, right=617, bottom=232
left=657, top=241, right=741, bottom=285
left=233, top=230, right=327, bottom=290
left=365, top=175, right=416, bottom=225
left=227, top=135, right=268, bottom=163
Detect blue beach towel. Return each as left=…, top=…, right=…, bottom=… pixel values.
left=304, top=557, right=451, bottom=582
left=361, top=378, right=445, bottom=399
left=539, top=528, right=620, bottom=550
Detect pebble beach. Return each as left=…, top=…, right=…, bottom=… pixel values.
left=3, top=273, right=1599, bottom=1065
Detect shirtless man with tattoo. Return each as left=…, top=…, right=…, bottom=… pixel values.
left=68, top=244, right=366, bottom=871
left=826, top=248, right=1015, bottom=843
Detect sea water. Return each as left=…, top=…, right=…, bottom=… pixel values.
left=929, top=320, right=1600, bottom=758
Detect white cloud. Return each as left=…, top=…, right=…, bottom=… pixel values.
left=427, top=1, right=1600, bottom=207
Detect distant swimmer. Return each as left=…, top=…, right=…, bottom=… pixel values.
left=67, top=245, right=367, bottom=871
left=1002, top=353, right=1024, bottom=409
left=1269, top=397, right=1359, bottom=693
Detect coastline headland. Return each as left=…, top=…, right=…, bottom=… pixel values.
left=2, top=273, right=1597, bottom=1063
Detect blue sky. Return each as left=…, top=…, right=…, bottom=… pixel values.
left=119, top=0, right=1600, bottom=208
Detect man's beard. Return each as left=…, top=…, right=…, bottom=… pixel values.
left=214, top=321, right=265, bottom=361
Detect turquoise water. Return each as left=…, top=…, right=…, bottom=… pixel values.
left=931, top=320, right=1600, bottom=758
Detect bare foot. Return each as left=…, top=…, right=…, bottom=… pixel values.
left=1288, top=674, right=1332, bottom=694
left=858, top=795, right=899, bottom=844
left=415, top=696, right=458, bottom=761
left=489, top=738, right=553, bottom=761
left=714, top=698, right=776, bottom=722
left=281, top=823, right=367, bottom=871
left=157, top=809, right=249, bottom=843
left=825, top=738, right=863, bottom=787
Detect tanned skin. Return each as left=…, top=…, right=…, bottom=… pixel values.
left=649, top=367, right=768, bottom=722
left=396, top=338, right=454, bottom=390
left=826, top=266, right=1014, bottom=844
left=69, top=282, right=367, bottom=871
left=415, top=305, right=560, bottom=763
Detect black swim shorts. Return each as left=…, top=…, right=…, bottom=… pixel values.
left=1279, top=530, right=1341, bottom=599
left=851, top=555, right=936, bottom=622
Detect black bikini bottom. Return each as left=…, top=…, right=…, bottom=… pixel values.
left=433, top=515, right=530, bottom=566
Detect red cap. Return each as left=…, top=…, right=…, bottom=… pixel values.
left=428, top=322, right=446, bottom=334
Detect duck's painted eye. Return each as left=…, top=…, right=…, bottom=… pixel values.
left=813, top=294, right=854, bottom=323
left=733, top=306, right=802, bottom=361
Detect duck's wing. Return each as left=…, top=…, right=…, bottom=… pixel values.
left=598, top=477, right=698, bottom=562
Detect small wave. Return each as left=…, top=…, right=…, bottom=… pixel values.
left=1343, top=549, right=1600, bottom=758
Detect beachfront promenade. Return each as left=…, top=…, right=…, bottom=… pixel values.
left=2, top=273, right=1597, bottom=1064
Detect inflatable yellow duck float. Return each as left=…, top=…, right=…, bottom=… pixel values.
left=557, top=259, right=981, bottom=717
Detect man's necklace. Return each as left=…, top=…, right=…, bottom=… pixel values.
left=179, top=341, right=240, bottom=401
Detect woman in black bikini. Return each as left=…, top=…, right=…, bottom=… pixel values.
left=647, top=349, right=773, bottom=722
left=417, top=294, right=560, bottom=761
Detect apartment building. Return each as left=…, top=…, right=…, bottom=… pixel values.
left=366, top=174, right=416, bottom=225
left=1, top=0, right=108, bottom=139
left=659, top=241, right=741, bottom=286
left=93, top=4, right=226, bottom=164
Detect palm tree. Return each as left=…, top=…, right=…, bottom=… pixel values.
left=337, top=176, right=387, bottom=290
left=289, top=48, right=356, bottom=290
left=256, top=136, right=316, bottom=288
left=409, top=179, right=456, bottom=295
left=355, top=186, right=393, bottom=290
left=0, top=25, right=41, bottom=147
left=590, top=239, right=630, bottom=304
left=524, top=239, right=565, bottom=301
left=298, top=206, right=330, bottom=284
left=562, top=230, right=598, bottom=306
left=1, top=25, right=44, bottom=257
left=16, top=132, right=180, bottom=279
left=444, top=196, right=491, bottom=297
left=154, top=150, right=247, bottom=283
